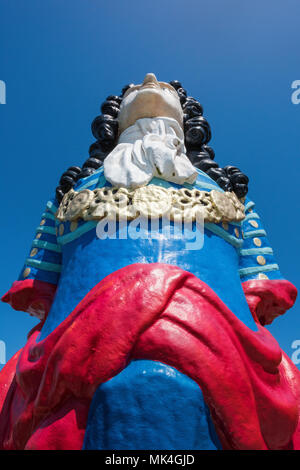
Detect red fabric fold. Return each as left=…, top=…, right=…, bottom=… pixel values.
left=242, top=279, right=297, bottom=325
left=0, top=263, right=299, bottom=450
left=1, top=280, right=57, bottom=320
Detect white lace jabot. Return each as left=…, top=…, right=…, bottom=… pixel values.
left=103, top=117, right=197, bottom=188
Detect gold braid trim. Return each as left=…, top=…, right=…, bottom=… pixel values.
left=56, top=185, right=245, bottom=224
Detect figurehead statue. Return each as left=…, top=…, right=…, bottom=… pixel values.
left=0, top=74, right=299, bottom=451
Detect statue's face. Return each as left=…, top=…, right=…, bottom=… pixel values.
left=118, top=73, right=183, bottom=134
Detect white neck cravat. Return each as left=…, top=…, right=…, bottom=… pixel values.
left=104, top=117, right=197, bottom=188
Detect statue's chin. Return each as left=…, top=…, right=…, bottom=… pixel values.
left=118, top=88, right=183, bottom=134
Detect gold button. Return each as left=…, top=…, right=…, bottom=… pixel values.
left=249, top=220, right=258, bottom=228
left=23, top=267, right=31, bottom=278
left=40, top=219, right=46, bottom=226
left=258, top=273, right=269, bottom=280
left=30, top=248, right=38, bottom=257
left=257, top=255, right=266, bottom=266
left=59, top=224, right=64, bottom=236
left=253, top=237, right=261, bottom=247
left=36, top=233, right=42, bottom=239
left=222, top=222, right=228, bottom=230
left=70, top=221, right=78, bottom=232
left=234, top=228, right=239, bottom=238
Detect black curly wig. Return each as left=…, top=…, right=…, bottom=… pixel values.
left=56, top=81, right=249, bottom=203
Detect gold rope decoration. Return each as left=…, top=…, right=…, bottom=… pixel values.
left=56, top=185, right=245, bottom=224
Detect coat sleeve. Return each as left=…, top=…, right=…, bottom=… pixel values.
left=239, top=197, right=297, bottom=325
left=1, top=198, right=62, bottom=320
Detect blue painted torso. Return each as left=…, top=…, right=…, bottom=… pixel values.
left=82, top=360, right=221, bottom=450
left=38, top=168, right=257, bottom=340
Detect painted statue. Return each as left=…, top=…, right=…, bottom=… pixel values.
left=0, top=73, right=299, bottom=450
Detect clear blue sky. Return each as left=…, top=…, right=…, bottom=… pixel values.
left=0, top=0, right=299, bottom=370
